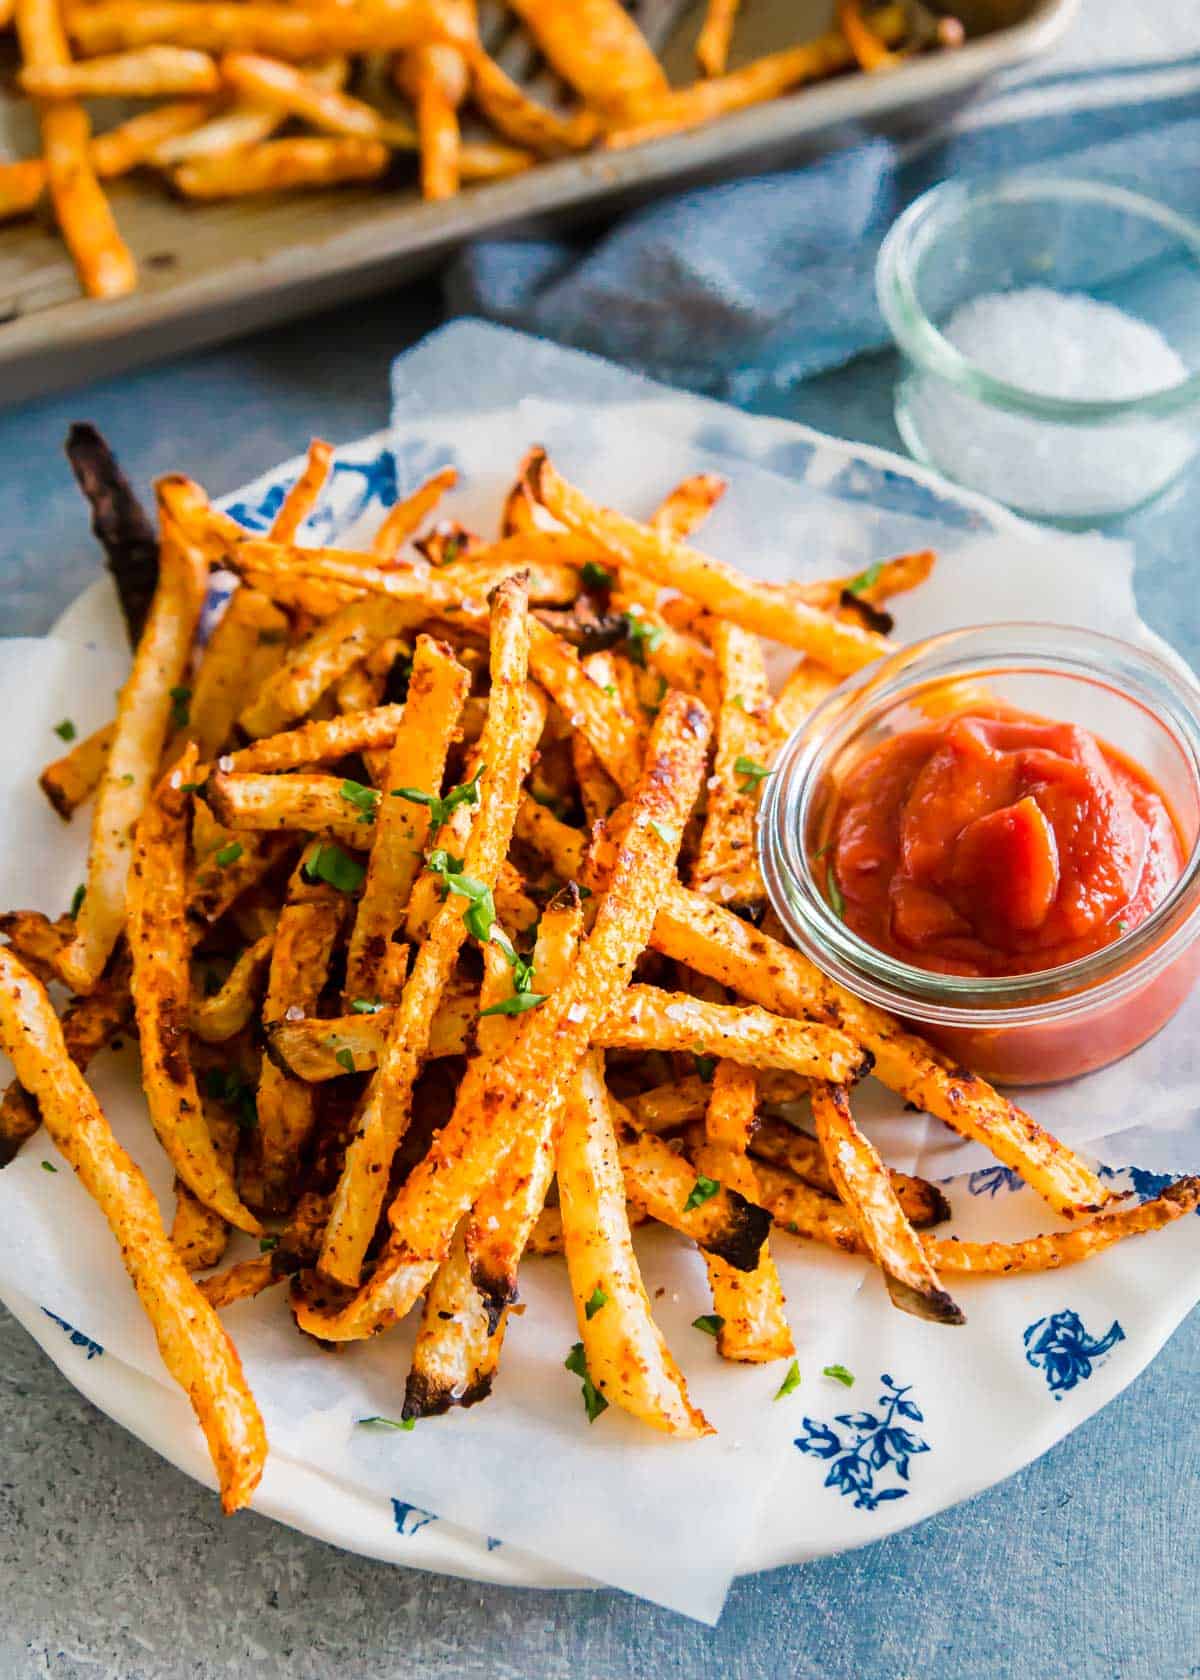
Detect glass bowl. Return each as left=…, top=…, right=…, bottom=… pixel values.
left=875, top=176, right=1200, bottom=524
left=758, top=624, right=1200, bottom=1086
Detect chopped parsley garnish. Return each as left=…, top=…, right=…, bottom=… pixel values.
left=822, top=1364, right=854, bottom=1387
left=392, top=765, right=484, bottom=830
left=426, top=848, right=497, bottom=943
left=846, top=562, right=883, bottom=597
left=179, top=781, right=202, bottom=794
left=214, top=841, right=244, bottom=868
left=734, top=755, right=772, bottom=794
left=259, top=1235, right=279, bottom=1253
left=732, top=694, right=747, bottom=712
left=649, top=820, right=675, bottom=845
left=564, top=1341, right=608, bottom=1423
left=441, top=533, right=463, bottom=564
left=204, top=1067, right=257, bottom=1130
left=581, top=560, right=614, bottom=592
left=480, top=992, right=547, bottom=1018
left=622, top=611, right=665, bottom=668
left=826, top=871, right=845, bottom=920
left=584, top=1286, right=608, bottom=1320
left=774, top=1359, right=802, bottom=1400
left=69, top=883, right=86, bottom=918
left=41, top=1160, right=57, bottom=1173
left=303, top=842, right=365, bottom=894
left=169, top=685, right=192, bottom=728
left=692, top=1051, right=717, bottom=1083
left=335, top=1047, right=355, bottom=1074
left=601, top=683, right=617, bottom=699
left=692, top=1313, right=724, bottom=1338
left=351, top=998, right=383, bottom=1014
left=54, top=718, right=76, bottom=742
left=340, top=779, right=380, bottom=821
left=683, top=1175, right=720, bottom=1212
left=357, top=1414, right=415, bottom=1432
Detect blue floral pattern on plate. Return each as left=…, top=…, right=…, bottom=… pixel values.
left=42, top=1308, right=103, bottom=1359
left=1023, top=1310, right=1126, bottom=1398
left=967, top=1164, right=1025, bottom=1197
left=392, top=1500, right=437, bottom=1537
left=794, top=1375, right=929, bottom=1511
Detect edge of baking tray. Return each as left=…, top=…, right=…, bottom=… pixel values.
left=0, top=0, right=1080, bottom=405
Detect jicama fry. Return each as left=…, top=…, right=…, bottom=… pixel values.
left=601, top=987, right=868, bottom=1083
left=224, top=701, right=408, bottom=776
left=20, top=45, right=221, bottom=98
left=528, top=1202, right=649, bottom=1256
left=71, top=2, right=430, bottom=59
left=734, top=1151, right=864, bottom=1254
left=269, top=438, right=333, bottom=544
left=403, top=1223, right=498, bottom=1414
left=0, top=947, right=266, bottom=1512
left=187, top=588, right=289, bottom=761
left=66, top=424, right=161, bottom=649
left=772, top=658, right=840, bottom=740
left=205, top=770, right=378, bottom=847
left=188, top=932, right=275, bottom=1043
left=504, top=0, right=668, bottom=124
left=695, top=0, right=739, bottom=77
left=344, top=635, right=469, bottom=1004
left=690, top=619, right=772, bottom=909
left=189, top=832, right=295, bottom=925
left=397, top=0, right=470, bottom=202
left=614, top=1110, right=770, bottom=1273
left=292, top=690, right=711, bottom=1339
left=171, top=1101, right=239, bottom=1271
left=793, top=548, right=936, bottom=615
left=59, top=510, right=207, bottom=994
left=89, top=98, right=214, bottom=175
left=198, top=1254, right=281, bottom=1308
left=17, top=0, right=137, bottom=298
left=127, top=754, right=261, bottom=1234
left=812, top=1080, right=963, bottom=1324
left=174, top=136, right=389, bottom=199
left=527, top=618, right=642, bottom=791
left=317, top=575, right=531, bottom=1289
left=371, top=466, right=457, bottom=559
left=0, top=909, right=72, bottom=983
left=526, top=452, right=891, bottom=672
left=750, top=1115, right=950, bottom=1230
left=465, top=44, right=598, bottom=155
left=239, top=595, right=417, bottom=737
left=652, top=471, right=728, bottom=542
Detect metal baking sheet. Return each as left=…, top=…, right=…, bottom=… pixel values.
left=0, top=0, right=1077, bottom=404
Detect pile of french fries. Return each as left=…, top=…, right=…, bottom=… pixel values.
left=0, top=0, right=964, bottom=300
left=3, top=426, right=1197, bottom=1516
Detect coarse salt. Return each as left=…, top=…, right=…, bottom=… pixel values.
left=904, top=287, right=1194, bottom=518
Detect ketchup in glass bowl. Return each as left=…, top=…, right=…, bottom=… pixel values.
left=759, top=625, right=1200, bottom=1086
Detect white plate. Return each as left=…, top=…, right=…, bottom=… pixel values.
left=6, top=323, right=1200, bottom=1602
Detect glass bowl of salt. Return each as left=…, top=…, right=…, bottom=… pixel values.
left=876, top=175, right=1200, bottom=523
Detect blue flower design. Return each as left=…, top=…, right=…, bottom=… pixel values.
left=794, top=1374, right=929, bottom=1511
left=42, top=1308, right=103, bottom=1359
left=967, top=1164, right=1025, bottom=1197
left=391, top=1499, right=437, bottom=1537
left=1023, top=1310, right=1125, bottom=1398
left=485, top=1537, right=502, bottom=1552
left=224, top=482, right=287, bottom=533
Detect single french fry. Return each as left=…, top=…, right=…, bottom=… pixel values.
left=198, top=1254, right=281, bottom=1308
left=71, top=2, right=430, bottom=59
left=603, top=3, right=908, bottom=147
left=345, top=635, right=469, bottom=1003
left=127, top=754, right=260, bottom=1234
left=792, top=548, right=936, bottom=614
left=603, top=987, right=867, bottom=1083
left=397, top=35, right=466, bottom=201
left=188, top=831, right=295, bottom=925
left=614, top=1108, right=770, bottom=1273
left=696, top=1142, right=794, bottom=1363
left=0, top=947, right=266, bottom=1512
left=402, top=1223, right=498, bottom=1415
left=504, top=0, right=668, bottom=124
left=268, top=438, right=333, bottom=544
left=59, top=511, right=208, bottom=994
left=188, top=587, right=289, bottom=760
left=225, top=701, right=408, bottom=775
left=149, top=100, right=286, bottom=165
left=316, top=576, right=531, bottom=1289
left=171, top=1100, right=239, bottom=1270
left=528, top=1201, right=649, bottom=1255
left=526, top=452, right=890, bottom=672
left=188, top=931, right=275, bottom=1042
left=527, top=618, right=642, bottom=791
left=371, top=466, right=457, bottom=559
left=39, top=721, right=116, bottom=819
left=66, top=423, right=161, bottom=648
left=691, top=619, right=772, bottom=909
left=17, top=0, right=137, bottom=298
left=812, top=1081, right=963, bottom=1325
left=89, top=97, right=214, bottom=175
left=465, top=44, right=598, bottom=155
left=292, top=690, right=711, bottom=1340
left=729, top=1149, right=865, bottom=1254
left=205, top=769, right=377, bottom=847
left=174, top=135, right=389, bottom=198
left=559, top=1053, right=712, bottom=1433
left=771, top=658, right=840, bottom=740
left=695, top=0, right=740, bottom=76
left=20, top=45, right=221, bottom=98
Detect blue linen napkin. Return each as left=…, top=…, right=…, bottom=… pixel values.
left=446, top=5, right=1200, bottom=402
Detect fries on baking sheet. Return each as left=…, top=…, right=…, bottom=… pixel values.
left=0, top=1, right=966, bottom=299
left=4, top=423, right=1195, bottom=1514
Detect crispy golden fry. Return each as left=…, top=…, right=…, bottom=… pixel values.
left=926, top=1178, right=1200, bottom=1274
left=604, top=3, right=908, bottom=147
left=812, top=1081, right=963, bottom=1324
left=189, top=932, right=275, bottom=1043
left=403, top=1223, right=498, bottom=1415
left=0, top=947, right=266, bottom=1512
left=269, top=438, right=333, bottom=544
left=293, top=690, right=711, bottom=1339
left=17, top=0, right=137, bottom=298
left=794, top=548, right=936, bottom=614
left=504, top=0, right=668, bottom=124
left=691, top=619, right=771, bottom=909
left=371, top=466, right=457, bottom=559
left=0, top=950, right=133, bottom=1165
left=703, top=1055, right=757, bottom=1153
left=239, top=595, right=416, bottom=737
left=127, top=755, right=260, bottom=1234
left=226, top=702, right=407, bottom=776
left=652, top=471, right=728, bottom=542
left=149, top=101, right=286, bottom=166
left=0, top=909, right=72, bottom=983
left=750, top=1115, right=950, bottom=1230
left=614, top=1109, right=770, bottom=1273
left=559, top=1053, right=712, bottom=1433
left=398, top=33, right=467, bottom=201
left=527, top=618, right=642, bottom=790
left=198, top=1254, right=281, bottom=1308
left=695, top=0, right=739, bottom=76
left=188, top=588, right=289, bottom=761
left=20, top=45, right=221, bottom=98
left=465, top=45, right=598, bottom=155
left=771, top=658, right=840, bottom=740
left=249, top=892, right=346, bottom=1213
left=189, top=832, right=294, bottom=925
left=345, top=635, right=469, bottom=1003
left=317, top=576, right=531, bottom=1289
left=171, top=1101, right=239, bottom=1270
left=526, top=452, right=890, bottom=672
left=174, top=136, right=389, bottom=198
left=205, top=770, right=376, bottom=847
left=89, top=98, right=214, bottom=175
left=602, top=987, right=868, bottom=1083
left=71, top=2, right=430, bottom=59
left=60, top=514, right=207, bottom=995
left=527, top=1201, right=649, bottom=1256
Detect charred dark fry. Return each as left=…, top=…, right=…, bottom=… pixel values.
left=65, top=423, right=159, bottom=647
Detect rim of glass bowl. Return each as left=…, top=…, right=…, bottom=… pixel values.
left=757, top=623, right=1200, bottom=1029
left=875, top=176, right=1200, bottom=426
